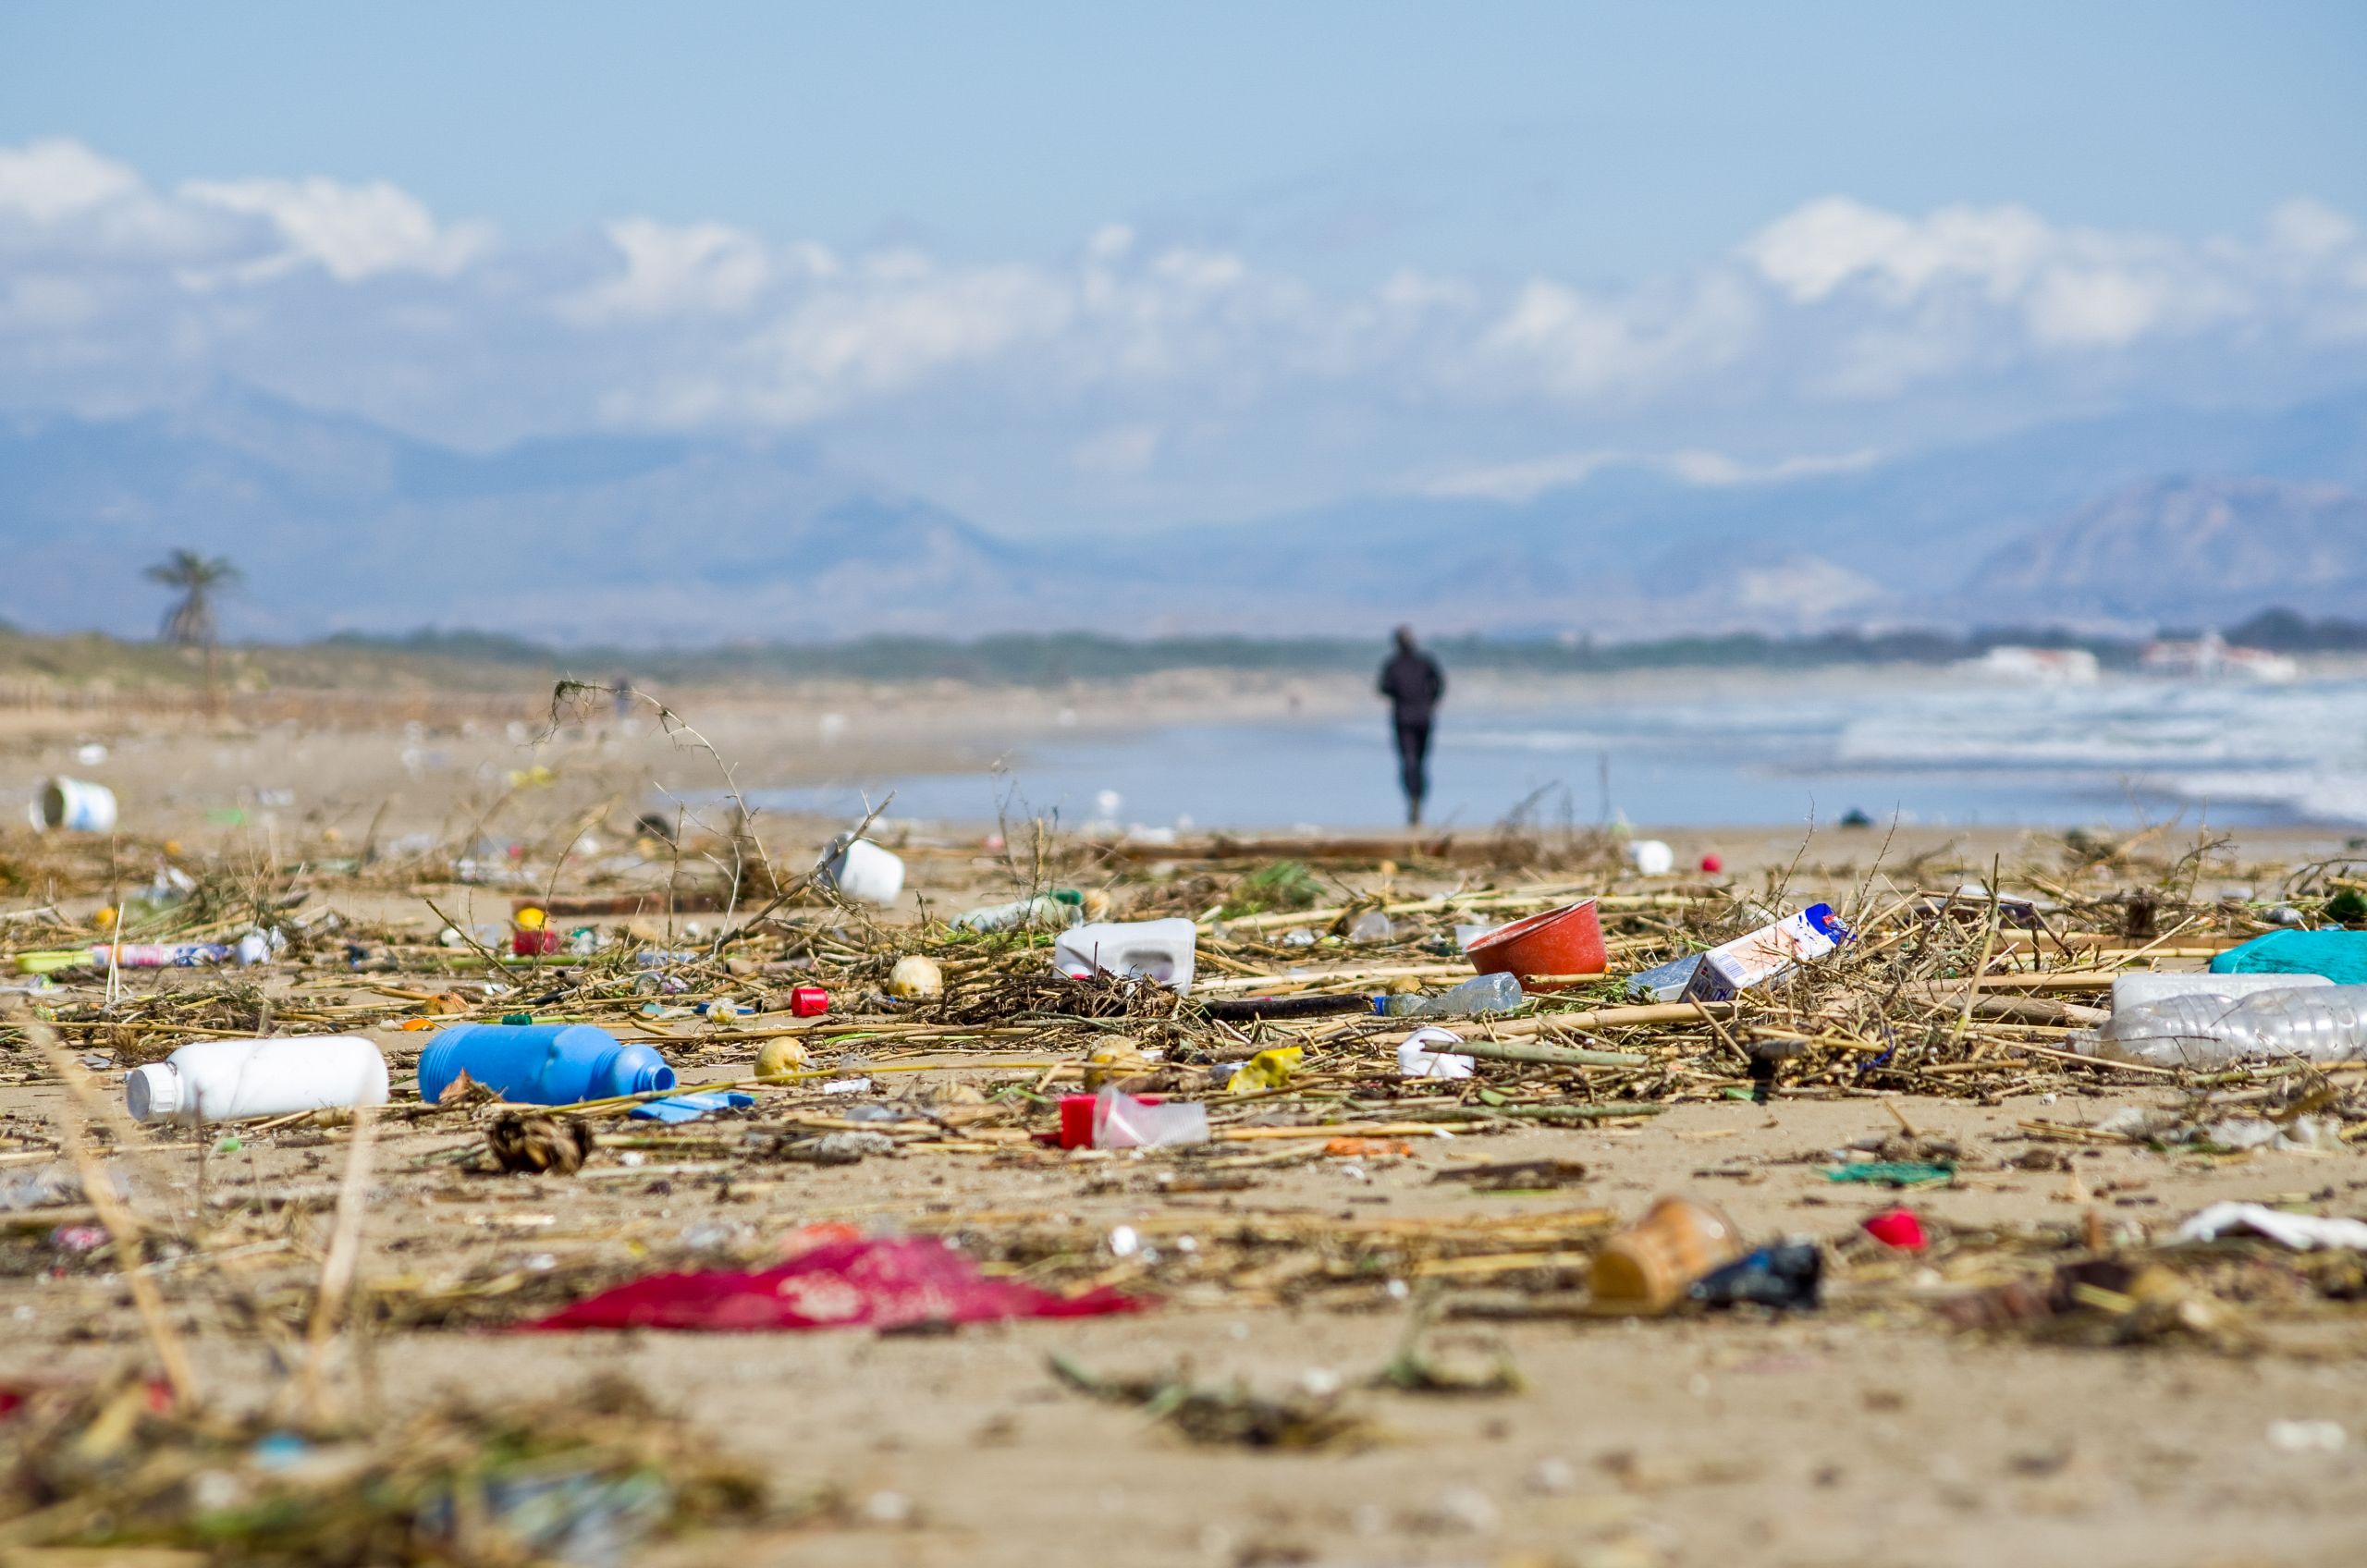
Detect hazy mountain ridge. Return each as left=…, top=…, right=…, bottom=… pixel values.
left=1, top=386, right=2360, bottom=643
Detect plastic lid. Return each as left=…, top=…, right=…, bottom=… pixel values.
left=125, top=1062, right=178, bottom=1121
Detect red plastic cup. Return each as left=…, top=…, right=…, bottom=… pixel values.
left=1863, top=1207, right=1927, bottom=1251
left=787, top=986, right=829, bottom=1018
left=511, top=927, right=561, bottom=957
left=1466, top=899, right=1608, bottom=987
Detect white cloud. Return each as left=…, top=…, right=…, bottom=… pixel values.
left=1418, top=447, right=1879, bottom=504
left=0, top=138, right=142, bottom=223
left=560, top=218, right=779, bottom=322
left=2, top=136, right=2364, bottom=494
left=178, top=175, right=491, bottom=281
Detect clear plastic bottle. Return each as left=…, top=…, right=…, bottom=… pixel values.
left=1385, top=972, right=1524, bottom=1018
left=2083, top=984, right=2367, bottom=1067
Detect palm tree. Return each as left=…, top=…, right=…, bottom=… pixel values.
left=144, top=549, right=239, bottom=712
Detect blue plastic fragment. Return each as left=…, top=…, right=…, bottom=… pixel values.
left=628, top=1090, right=756, bottom=1123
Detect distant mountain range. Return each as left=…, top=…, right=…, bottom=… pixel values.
left=3, top=385, right=2361, bottom=643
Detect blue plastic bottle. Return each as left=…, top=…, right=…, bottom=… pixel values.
left=415, top=1023, right=677, bottom=1106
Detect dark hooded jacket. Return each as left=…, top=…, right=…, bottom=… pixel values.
left=1379, top=646, right=1445, bottom=724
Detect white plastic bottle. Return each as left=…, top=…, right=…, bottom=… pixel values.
left=1052, top=917, right=1198, bottom=993
left=2082, top=985, right=2367, bottom=1068
left=125, top=1035, right=390, bottom=1123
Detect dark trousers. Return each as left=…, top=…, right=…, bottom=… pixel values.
left=1393, top=717, right=1432, bottom=808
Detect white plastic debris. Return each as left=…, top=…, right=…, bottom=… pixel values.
left=1397, top=1026, right=1477, bottom=1080
left=2173, top=1202, right=2367, bottom=1251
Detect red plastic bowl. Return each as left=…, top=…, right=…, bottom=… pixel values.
left=1466, top=899, right=1607, bottom=985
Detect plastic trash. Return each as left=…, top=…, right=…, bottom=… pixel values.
left=1092, top=1086, right=1209, bottom=1149
left=1626, top=839, right=1674, bottom=877
left=2112, top=972, right=2332, bottom=1011
left=1626, top=952, right=1704, bottom=1002
left=821, top=838, right=905, bottom=906
left=888, top=955, right=943, bottom=998
left=1590, top=1196, right=1744, bottom=1315
left=629, top=1090, right=756, bottom=1124
left=125, top=1035, right=389, bottom=1124
left=1861, top=1207, right=1928, bottom=1251
left=1453, top=922, right=1496, bottom=951
left=1398, top=1027, right=1477, bottom=1079
left=755, top=1038, right=810, bottom=1077
left=2080, top=985, right=2367, bottom=1068
left=1053, top=917, right=1198, bottom=993
left=1227, top=1046, right=1301, bottom=1094
left=1346, top=909, right=1394, bottom=943
left=1688, top=1243, right=1822, bottom=1310
left=523, top=1234, right=1142, bottom=1332
left=1385, top=972, right=1522, bottom=1018
left=1466, top=900, right=1606, bottom=983
left=950, top=892, right=1084, bottom=933
left=29, top=777, right=117, bottom=833
left=1684, top=904, right=1850, bottom=1001
left=416, top=1023, right=677, bottom=1106
left=2172, top=1202, right=2367, bottom=1250
left=86, top=934, right=276, bottom=969
left=2210, top=930, right=2367, bottom=985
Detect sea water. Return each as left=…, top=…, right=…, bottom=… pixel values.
left=748, top=671, right=2367, bottom=830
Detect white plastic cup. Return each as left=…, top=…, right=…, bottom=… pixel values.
left=31, top=777, right=117, bottom=833
left=1092, top=1087, right=1209, bottom=1149
left=824, top=839, right=905, bottom=906
left=126, top=1035, right=390, bottom=1124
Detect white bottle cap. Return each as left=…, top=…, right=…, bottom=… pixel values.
left=125, top=1062, right=180, bottom=1121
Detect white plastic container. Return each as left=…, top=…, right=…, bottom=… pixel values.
left=822, top=839, right=905, bottom=906
left=125, top=1035, right=390, bottom=1123
left=1053, top=917, right=1197, bottom=994
left=2111, top=972, right=2331, bottom=1011
left=1399, top=1026, right=1477, bottom=1080
left=1626, top=839, right=1675, bottom=877
left=30, top=777, right=117, bottom=833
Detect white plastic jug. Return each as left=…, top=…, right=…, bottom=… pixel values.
left=125, top=1035, right=390, bottom=1123
left=31, top=777, right=117, bottom=833
left=822, top=839, right=905, bottom=906
left=1053, top=917, right=1198, bottom=994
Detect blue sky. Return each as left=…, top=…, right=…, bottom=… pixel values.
left=3, top=1, right=2364, bottom=533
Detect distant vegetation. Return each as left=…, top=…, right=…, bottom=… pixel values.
left=0, top=608, right=2355, bottom=699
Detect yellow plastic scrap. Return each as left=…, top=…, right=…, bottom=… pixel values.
left=1230, top=1046, right=1303, bottom=1094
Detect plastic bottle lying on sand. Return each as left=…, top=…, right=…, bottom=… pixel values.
left=2080, top=984, right=2367, bottom=1068
left=950, top=892, right=1083, bottom=933
left=417, top=1023, right=677, bottom=1106
left=2111, top=972, right=2331, bottom=1011
left=1052, top=918, right=1197, bottom=993
left=1383, top=972, right=1523, bottom=1018
left=126, top=1035, right=388, bottom=1123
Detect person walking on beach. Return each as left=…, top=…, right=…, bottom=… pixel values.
left=1378, top=626, right=1445, bottom=826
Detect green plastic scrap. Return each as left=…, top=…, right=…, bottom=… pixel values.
left=1821, top=1161, right=1955, bottom=1188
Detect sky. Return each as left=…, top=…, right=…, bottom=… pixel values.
left=3, top=1, right=2365, bottom=534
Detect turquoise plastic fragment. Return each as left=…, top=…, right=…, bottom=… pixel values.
left=2210, top=930, right=2367, bottom=985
